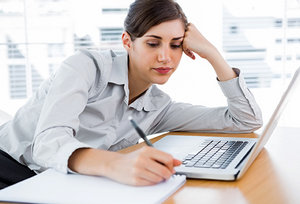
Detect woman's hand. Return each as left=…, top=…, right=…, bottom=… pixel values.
left=182, top=23, right=237, bottom=81
left=104, top=146, right=182, bottom=186
left=183, top=23, right=217, bottom=60
left=68, top=147, right=182, bottom=186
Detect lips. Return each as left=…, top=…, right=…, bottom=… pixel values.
left=153, top=67, right=172, bottom=74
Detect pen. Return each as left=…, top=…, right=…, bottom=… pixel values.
left=128, top=116, right=179, bottom=175
left=128, top=116, right=153, bottom=147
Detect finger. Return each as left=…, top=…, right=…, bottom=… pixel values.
left=149, top=148, right=175, bottom=172
left=138, top=166, right=166, bottom=183
left=184, top=49, right=195, bottom=60
left=145, top=159, right=173, bottom=180
left=136, top=147, right=174, bottom=178
left=133, top=176, right=157, bottom=186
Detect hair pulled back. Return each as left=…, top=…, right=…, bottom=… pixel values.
left=124, top=0, right=188, bottom=40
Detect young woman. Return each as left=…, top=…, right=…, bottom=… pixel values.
left=0, top=0, right=262, bottom=189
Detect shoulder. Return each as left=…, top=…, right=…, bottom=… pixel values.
left=59, top=49, right=116, bottom=85
left=63, top=49, right=116, bottom=73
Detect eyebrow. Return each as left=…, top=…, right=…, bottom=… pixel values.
left=144, top=35, right=184, bottom=40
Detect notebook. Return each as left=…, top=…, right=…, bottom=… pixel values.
left=154, top=67, right=300, bottom=180
left=0, top=169, right=186, bottom=204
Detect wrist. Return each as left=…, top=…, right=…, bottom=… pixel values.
left=68, top=148, right=118, bottom=177
left=202, top=46, right=219, bottom=62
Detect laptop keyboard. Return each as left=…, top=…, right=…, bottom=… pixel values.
left=182, top=140, right=248, bottom=169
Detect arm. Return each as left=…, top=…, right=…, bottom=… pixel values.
left=183, top=23, right=236, bottom=81
left=68, top=147, right=181, bottom=186
left=33, top=51, right=180, bottom=186
left=32, top=51, right=96, bottom=172
left=149, top=73, right=263, bottom=134
left=148, top=24, right=263, bottom=134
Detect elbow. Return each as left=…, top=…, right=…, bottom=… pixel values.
left=240, top=115, right=264, bottom=133
left=252, top=109, right=264, bottom=131
left=31, top=138, right=47, bottom=169
left=31, top=131, right=57, bottom=171
left=230, top=111, right=263, bottom=133
left=253, top=105, right=264, bottom=130
left=249, top=119, right=263, bottom=132
left=241, top=105, right=264, bottom=133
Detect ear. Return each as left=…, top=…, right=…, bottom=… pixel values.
left=122, top=32, right=132, bottom=51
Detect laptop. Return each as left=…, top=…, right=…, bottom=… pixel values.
left=154, top=67, right=300, bottom=180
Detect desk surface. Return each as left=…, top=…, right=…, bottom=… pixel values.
left=120, top=126, right=300, bottom=204
left=0, top=127, right=299, bottom=204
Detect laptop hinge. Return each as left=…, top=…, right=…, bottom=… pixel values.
left=235, top=143, right=255, bottom=169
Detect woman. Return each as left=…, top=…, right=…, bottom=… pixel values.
left=0, top=0, right=262, bottom=188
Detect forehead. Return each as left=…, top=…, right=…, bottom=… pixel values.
left=142, top=19, right=185, bottom=39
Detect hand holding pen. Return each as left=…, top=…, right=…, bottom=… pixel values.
left=128, top=116, right=182, bottom=173
left=82, top=116, right=182, bottom=186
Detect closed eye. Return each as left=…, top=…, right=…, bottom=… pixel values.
left=171, top=44, right=182, bottom=49
left=171, top=42, right=183, bottom=49
left=147, top=43, right=159, bottom=48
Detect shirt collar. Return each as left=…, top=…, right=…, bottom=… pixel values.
left=108, top=54, right=128, bottom=85
left=108, top=53, right=170, bottom=112
left=129, top=85, right=171, bottom=112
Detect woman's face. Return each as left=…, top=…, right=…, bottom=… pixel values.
left=125, top=19, right=185, bottom=86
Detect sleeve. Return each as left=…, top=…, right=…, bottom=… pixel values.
left=31, top=51, right=99, bottom=173
left=149, top=68, right=263, bottom=134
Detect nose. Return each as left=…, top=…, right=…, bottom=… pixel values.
left=157, top=46, right=171, bottom=64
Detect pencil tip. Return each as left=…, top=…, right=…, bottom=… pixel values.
left=128, top=115, right=133, bottom=120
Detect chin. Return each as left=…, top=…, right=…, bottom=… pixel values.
left=153, top=78, right=169, bottom=85
left=151, top=74, right=172, bottom=85
left=155, top=81, right=168, bottom=85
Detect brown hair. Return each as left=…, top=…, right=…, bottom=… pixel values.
left=124, top=0, right=188, bottom=41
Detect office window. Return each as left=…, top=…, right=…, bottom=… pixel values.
left=7, top=38, right=24, bottom=59
left=287, top=38, right=300, bottom=43
left=100, top=28, right=123, bottom=42
left=48, top=43, right=64, bottom=58
left=31, top=66, right=44, bottom=93
left=288, top=18, right=300, bottom=27
left=49, top=64, right=59, bottom=75
left=223, top=8, right=272, bottom=88
left=0, top=0, right=299, bottom=127
left=274, top=19, right=282, bottom=27
left=8, top=64, right=44, bottom=99
left=8, top=65, right=27, bottom=99
left=229, top=25, right=238, bottom=34
left=102, top=8, right=128, bottom=14
left=73, top=34, right=95, bottom=51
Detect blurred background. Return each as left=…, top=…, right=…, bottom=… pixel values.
left=0, top=0, right=299, bottom=128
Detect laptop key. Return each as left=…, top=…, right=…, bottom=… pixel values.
left=184, top=154, right=195, bottom=160
left=211, top=162, right=223, bottom=168
left=185, top=161, right=197, bottom=167
left=220, top=141, right=246, bottom=169
left=183, top=140, right=249, bottom=169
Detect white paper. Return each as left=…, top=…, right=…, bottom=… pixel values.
left=0, top=169, right=186, bottom=204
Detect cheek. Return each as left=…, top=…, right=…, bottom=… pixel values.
left=131, top=46, right=151, bottom=65
left=173, top=51, right=183, bottom=64
left=141, top=50, right=157, bottom=63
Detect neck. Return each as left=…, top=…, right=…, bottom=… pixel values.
left=128, top=73, right=151, bottom=105
left=128, top=66, right=152, bottom=105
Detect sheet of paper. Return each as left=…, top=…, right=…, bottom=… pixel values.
left=0, top=169, right=186, bottom=204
